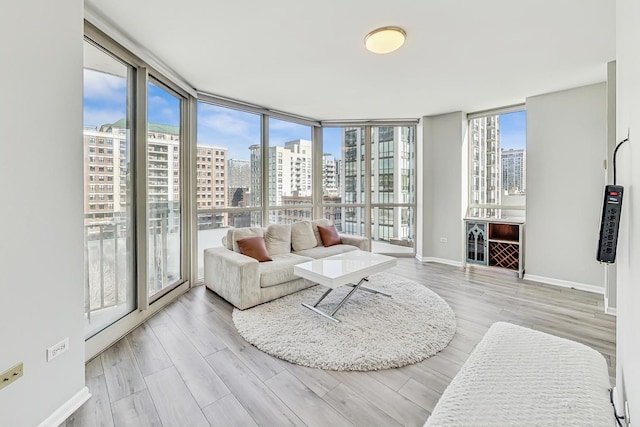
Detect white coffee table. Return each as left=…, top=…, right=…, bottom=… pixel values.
left=293, top=250, right=397, bottom=322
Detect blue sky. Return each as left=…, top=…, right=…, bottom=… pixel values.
left=196, top=105, right=313, bottom=159
left=84, top=70, right=181, bottom=129
left=499, top=110, right=526, bottom=150
left=84, top=69, right=526, bottom=158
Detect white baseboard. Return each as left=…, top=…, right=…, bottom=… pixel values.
left=416, top=256, right=463, bottom=268
left=38, top=386, right=91, bottom=427
left=524, top=274, right=605, bottom=295
left=604, top=294, right=617, bottom=316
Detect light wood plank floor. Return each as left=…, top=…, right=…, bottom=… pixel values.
left=62, top=259, right=616, bottom=427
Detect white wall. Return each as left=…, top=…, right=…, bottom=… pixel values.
left=525, top=83, right=607, bottom=290
left=606, top=61, right=617, bottom=312
left=418, top=112, right=467, bottom=265
left=615, top=0, right=640, bottom=421
left=0, top=0, right=86, bottom=426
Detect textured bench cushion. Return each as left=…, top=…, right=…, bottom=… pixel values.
left=425, top=322, right=613, bottom=427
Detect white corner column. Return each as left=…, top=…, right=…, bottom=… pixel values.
left=417, top=112, right=467, bottom=266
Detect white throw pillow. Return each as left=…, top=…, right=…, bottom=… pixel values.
left=265, top=224, right=291, bottom=256
left=232, top=227, right=264, bottom=253
left=291, top=221, right=318, bottom=251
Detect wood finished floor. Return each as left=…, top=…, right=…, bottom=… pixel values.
left=62, top=259, right=616, bottom=427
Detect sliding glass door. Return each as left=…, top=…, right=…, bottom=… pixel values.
left=83, top=27, right=191, bottom=343
left=147, top=79, right=184, bottom=299
left=83, top=39, right=136, bottom=338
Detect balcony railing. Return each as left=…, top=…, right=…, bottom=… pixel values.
left=84, top=218, right=128, bottom=317
left=84, top=210, right=177, bottom=318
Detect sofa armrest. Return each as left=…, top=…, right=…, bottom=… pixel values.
left=339, top=234, right=370, bottom=251
left=203, top=247, right=260, bottom=309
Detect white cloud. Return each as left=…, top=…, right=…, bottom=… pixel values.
left=83, top=69, right=127, bottom=103
left=200, top=112, right=252, bottom=138
left=148, top=95, right=169, bottom=109
left=197, top=107, right=262, bottom=159
left=83, top=107, right=126, bottom=128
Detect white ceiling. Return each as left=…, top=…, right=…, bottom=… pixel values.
left=85, top=0, right=615, bottom=121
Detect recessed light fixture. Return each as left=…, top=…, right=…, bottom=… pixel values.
left=364, top=26, right=406, bottom=54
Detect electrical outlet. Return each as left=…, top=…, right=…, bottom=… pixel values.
left=47, top=337, right=69, bottom=362
left=0, top=362, right=23, bottom=390
left=439, top=237, right=448, bottom=243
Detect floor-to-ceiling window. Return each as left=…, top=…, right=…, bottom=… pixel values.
left=468, top=108, right=526, bottom=218
left=147, top=79, right=184, bottom=299
left=83, top=25, right=192, bottom=347
left=83, top=39, right=136, bottom=338
left=322, top=127, right=366, bottom=237
left=322, top=124, right=416, bottom=255
left=194, top=99, right=319, bottom=279
left=370, top=126, right=416, bottom=255
left=267, top=118, right=313, bottom=224
left=195, top=101, right=262, bottom=279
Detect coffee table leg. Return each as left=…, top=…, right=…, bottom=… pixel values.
left=302, top=276, right=391, bottom=322
left=301, top=303, right=340, bottom=323
left=312, top=288, right=333, bottom=307
left=346, top=278, right=392, bottom=298
left=330, top=277, right=368, bottom=316
left=301, top=288, right=340, bottom=322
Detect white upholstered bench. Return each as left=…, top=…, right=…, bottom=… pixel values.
left=425, top=322, right=614, bottom=427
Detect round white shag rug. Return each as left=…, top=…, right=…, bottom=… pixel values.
left=232, top=272, right=456, bottom=371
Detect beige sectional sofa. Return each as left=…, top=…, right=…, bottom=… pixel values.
left=203, top=219, right=369, bottom=310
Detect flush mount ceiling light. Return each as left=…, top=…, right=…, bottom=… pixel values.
left=364, top=26, right=406, bottom=54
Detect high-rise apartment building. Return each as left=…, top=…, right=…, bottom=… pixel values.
left=84, top=121, right=227, bottom=228
left=322, top=153, right=341, bottom=197
left=227, top=159, right=251, bottom=207
left=341, top=127, right=415, bottom=242
left=501, top=148, right=526, bottom=194
left=83, top=124, right=125, bottom=223
left=250, top=139, right=313, bottom=224
left=469, top=116, right=501, bottom=209
left=195, top=145, right=227, bottom=209
left=147, top=123, right=182, bottom=231
left=196, top=145, right=227, bottom=229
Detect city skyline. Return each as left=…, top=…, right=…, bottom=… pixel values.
left=84, top=69, right=526, bottom=161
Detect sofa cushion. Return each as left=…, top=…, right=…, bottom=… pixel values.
left=294, top=244, right=359, bottom=259
left=259, top=253, right=313, bottom=288
left=225, top=228, right=235, bottom=250
left=291, top=221, right=317, bottom=251
left=265, top=223, right=291, bottom=256
left=311, top=218, right=332, bottom=247
left=232, top=227, right=264, bottom=253
left=317, top=224, right=342, bottom=247
left=237, top=237, right=272, bottom=262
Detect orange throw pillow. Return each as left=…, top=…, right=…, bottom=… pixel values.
left=317, top=224, right=342, bottom=247
left=237, top=237, right=272, bottom=262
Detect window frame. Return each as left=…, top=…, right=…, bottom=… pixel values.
left=466, top=105, right=527, bottom=218
left=319, top=123, right=418, bottom=256
left=84, top=22, right=194, bottom=360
